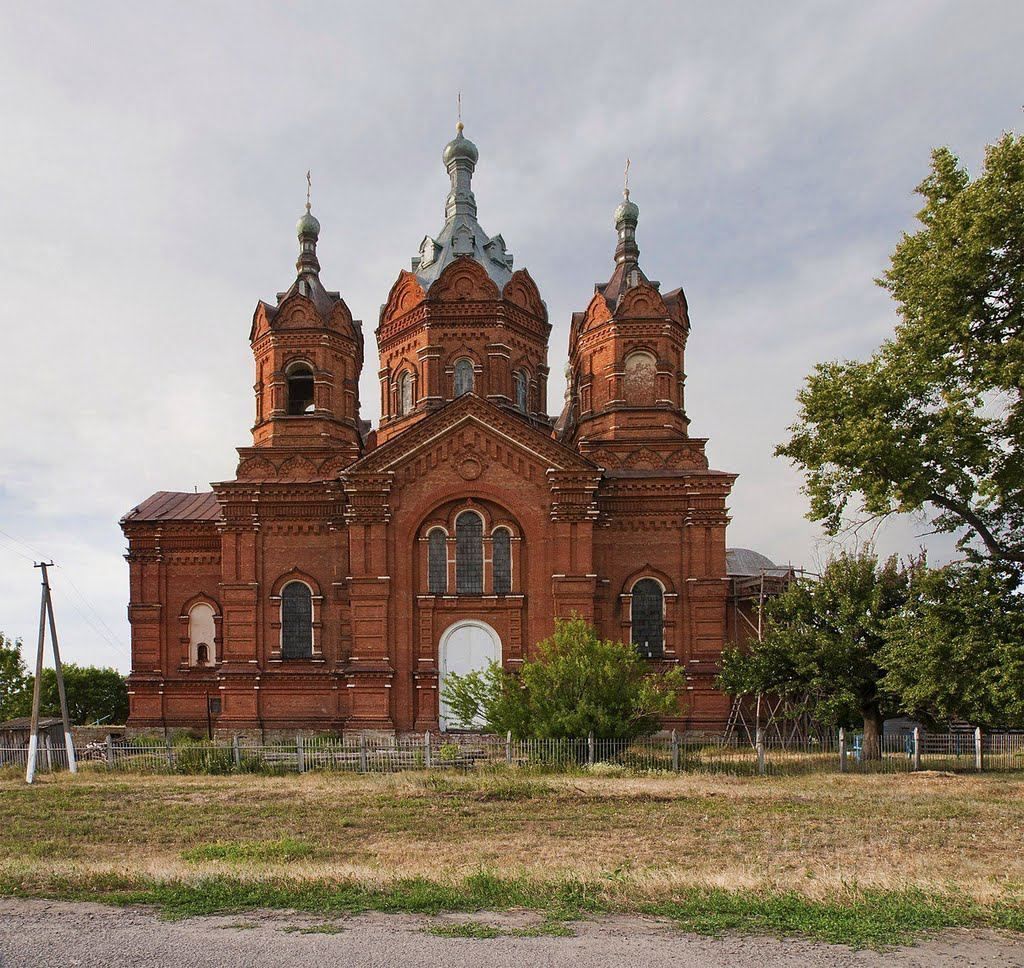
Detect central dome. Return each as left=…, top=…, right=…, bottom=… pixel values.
left=443, top=123, right=479, bottom=166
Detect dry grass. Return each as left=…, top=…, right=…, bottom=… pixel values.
left=0, top=769, right=1020, bottom=904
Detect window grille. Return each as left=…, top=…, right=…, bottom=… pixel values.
left=281, top=582, right=313, bottom=658
left=428, top=530, right=447, bottom=594
left=514, top=371, right=528, bottom=412
left=492, top=528, right=512, bottom=594
left=631, top=579, right=664, bottom=658
left=398, top=371, right=413, bottom=417
left=287, top=364, right=315, bottom=415
left=456, top=512, right=483, bottom=595
left=454, top=359, right=474, bottom=397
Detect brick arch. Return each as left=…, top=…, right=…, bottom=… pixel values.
left=177, top=594, right=223, bottom=668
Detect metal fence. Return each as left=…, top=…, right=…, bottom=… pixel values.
left=4, top=728, right=1022, bottom=778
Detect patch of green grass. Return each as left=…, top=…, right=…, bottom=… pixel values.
left=181, top=837, right=315, bottom=864
left=0, top=868, right=1018, bottom=949
left=427, top=921, right=574, bottom=939
left=282, top=922, right=345, bottom=935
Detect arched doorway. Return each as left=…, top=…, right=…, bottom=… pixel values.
left=438, top=620, right=502, bottom=730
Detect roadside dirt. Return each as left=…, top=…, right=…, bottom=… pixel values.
left=1, top=898, right=1022, bottom=967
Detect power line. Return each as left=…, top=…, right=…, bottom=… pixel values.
left=0, top=528, right=130, bottom=662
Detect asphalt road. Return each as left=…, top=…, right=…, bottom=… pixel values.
left=2, top=899, right=1023, bottom=968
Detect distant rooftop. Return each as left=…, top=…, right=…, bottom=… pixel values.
left=726, top=547, right=794, bottom=578
left=121, top=491, right=221, bottom=524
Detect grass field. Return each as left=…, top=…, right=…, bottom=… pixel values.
left=1, top=768, right=1022, bottom=947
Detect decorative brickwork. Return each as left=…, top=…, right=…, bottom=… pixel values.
left=121, top=128, right=736, bottom=737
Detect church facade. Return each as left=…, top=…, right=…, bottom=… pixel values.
left=121, top=126, right=737, bottom=737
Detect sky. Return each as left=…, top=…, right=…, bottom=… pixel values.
left=0, top=1, right=1021, bottom=672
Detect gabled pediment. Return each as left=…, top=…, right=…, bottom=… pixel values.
left=380, top=270, right=427, bottom=326
left=426, top=257, right=501, bottom=303
left=501, top=268, right=547, bottom=321
left=617, top=282, right=669, bottom=319
left=343, top=393, right=599, bottom=478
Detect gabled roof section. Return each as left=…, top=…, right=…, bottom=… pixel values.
left=121, top=491, right=222, bottom=524
left=345, top=393, right=599, bottom=476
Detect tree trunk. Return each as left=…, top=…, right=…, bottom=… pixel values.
left=862, top=704, right=884, bottom=761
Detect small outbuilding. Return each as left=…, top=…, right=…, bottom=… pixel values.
left=0, top=717, right=68, bottom=769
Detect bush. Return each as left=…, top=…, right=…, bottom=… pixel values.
left=442, top=616, right=687, bottom=740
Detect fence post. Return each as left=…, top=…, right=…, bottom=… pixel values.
left=912, top=727, right=921, bottom=771
left=755, top=726, right=766, bottom=777
left=359, top=732, right=368, bottom=773
left=106, top=734, right=115, bottom=769
left=505, top=730, right=512, bottom=766
left=975, top=726, right=983, bottom=772
left=296, top=734, right=305, bottom=774
left=232, top=735, right=241, bottom=770
left=424, top=731, right=432, bottom=769
left=838, top=728, right=847, bottom=773
left=588, top=731, right=595, bottom=766
left=166, top=739, right=175, bottom=772
left=671, top=729, right=680, bottom=773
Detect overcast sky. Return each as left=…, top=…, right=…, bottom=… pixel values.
left=1, top=2, right=1021, bottom=672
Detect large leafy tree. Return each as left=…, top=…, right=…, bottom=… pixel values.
left=880, top=563, right=1024, bottom=729
left=0, top=633, right=31, bottom=721
left=718, top=550, right=913, bottom=758
left=778, top=134, right=1024, bottom=565
left=442, top=616, right=687, bottom=740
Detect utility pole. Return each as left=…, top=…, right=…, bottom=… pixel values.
left=26, top=562, right=78, bottom=783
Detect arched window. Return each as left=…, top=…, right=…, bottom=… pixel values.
left=623, top=351, right=657, bottom=407
left=281, top=581, right=313, bottom=659
left=188, top=602, right=216, bottom=667
left=492, top=528, right=512, bottom=595
left=427, top=529, right=448, bottom=595
left=631, top=579, right=664, bottom=658
left=286, top=362, right=315, bottom=415
left=455, top=511, right=483, bottom=595
left=513, top=370, right=529, bottom=413
left=397, top=370, right=414, bottom=417
left=454, top=358, right=474, bottom=397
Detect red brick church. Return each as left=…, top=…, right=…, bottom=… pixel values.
left=121, top=125, right=737, bottom=736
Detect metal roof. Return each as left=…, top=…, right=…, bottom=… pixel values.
left=409, top=126, right=515, bottom=290
left=120, top=491, right=222, bottom=524
left=726, top=547, right=791, bottom=577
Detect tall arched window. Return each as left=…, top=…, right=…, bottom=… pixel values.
left=397, top=370, right=413, bottom=417
left=428, top=528, right=448, bottom=595
left=492, top=528, right=512, bottom=595
left=454, top=358, right=475, bottom=397
left=513, top=370, right=529, bottom=413
left=281, top=581, right=313, bottom=659
left=286, top=362, right=315, bottom=415
left=623, top=351, right=657, bottom=407
left=456, top=511, right=483, bottom=595
left=631, top=578, right=664, bottom=658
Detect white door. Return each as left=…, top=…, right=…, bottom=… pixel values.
left=439, top=620, right=502, bottom=730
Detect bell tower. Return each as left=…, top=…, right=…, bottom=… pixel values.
left=374, top=124, right=552, bottom=445
left=247, top=198, right=364, bottom=463
left=562, top=185, right=692, bottom=464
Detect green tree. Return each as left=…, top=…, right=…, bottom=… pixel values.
left=718, top=550, right=913, bottom=758
left=880, top=563, right=1024, bottom=729
left=34, top=664, right=129, bottom=725
left=778, top=134, right=1024, bottom=566
left=0, top=633, right=31, bottom=721
left=441, top=616, right=688, bottom=740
